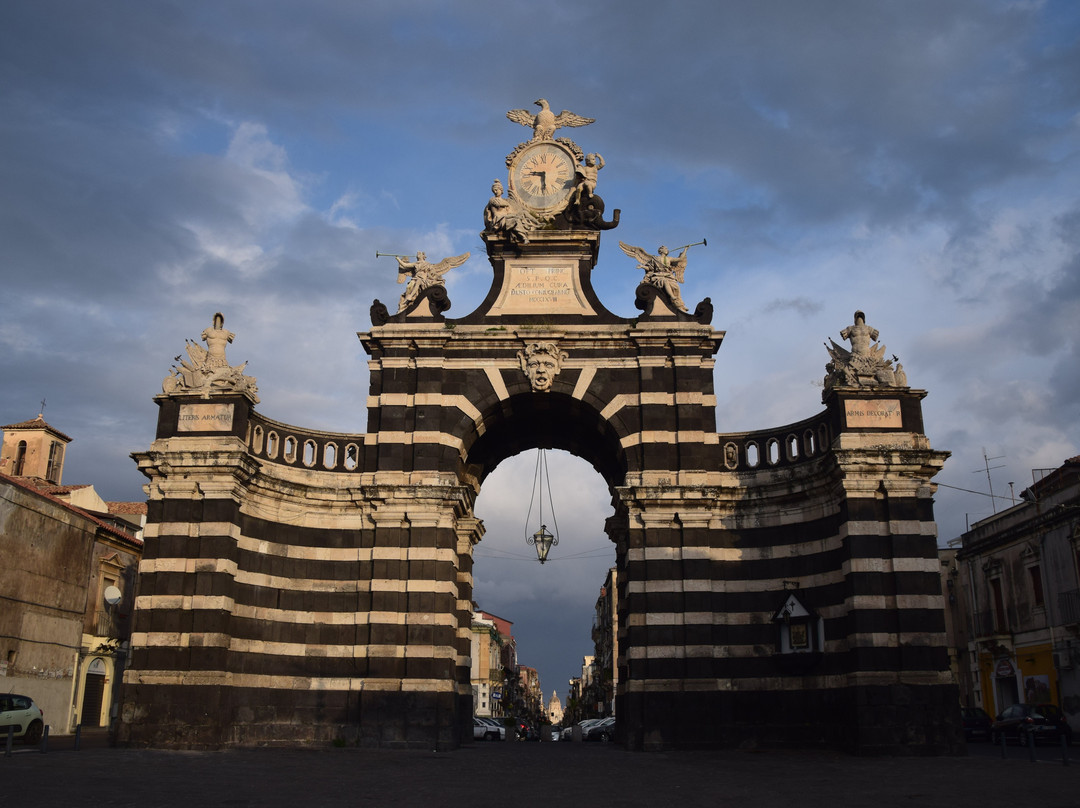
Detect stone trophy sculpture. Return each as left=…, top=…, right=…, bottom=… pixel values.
left=823, top=310, right=909, bottom=394
left=162, top=312, right=259, bottom=402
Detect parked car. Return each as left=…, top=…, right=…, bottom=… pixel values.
left=479, top=717, right=506, bottom=740
left=991, top=703, right=1073, bottom=746
left=961, top=707, right=992, bottom=742
left=473, top=717, right=503, bottom=741
left=0, top=693, right=44, bottom=745
left=583, top=716, right=616, bottom=742
left=548, top=725, right=562, bottom=741
left=516, top=721, right=539, bottom=741
left=562, top=718, right=601, bottom=741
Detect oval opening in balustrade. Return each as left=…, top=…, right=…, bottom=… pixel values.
left=266, top=431, right=279, bottom=459
left=767, top=438, right=780, bottom=465
left=252, top=425, right=264, bottom=454
left=786, top=434, right=799, bottom=461
left=746, top=441, right=760, bottom=468
left=344, top=444, right=359, bottom=471
left=323, top=442, right=338, bottom=470
left=303, top=439, right=317, bottom=467
left=284, top=436, right=297, bottom=463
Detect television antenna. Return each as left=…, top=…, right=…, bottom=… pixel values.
left=972, top=449, right=1006, bottom=514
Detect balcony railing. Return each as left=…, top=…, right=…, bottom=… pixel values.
left=1059, top=589, right=1080, bottom=626
left=94, top=611, right=119, bottom=638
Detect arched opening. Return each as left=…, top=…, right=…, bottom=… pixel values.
left=472, top=449, right=617, bottom=730
left=464, top=393, right=624, bottom=731
left=81, top=657, right=108, bottom=727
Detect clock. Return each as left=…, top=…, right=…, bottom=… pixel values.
left=509, top=142, right=577, bottom=213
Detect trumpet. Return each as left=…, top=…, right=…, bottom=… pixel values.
left=672, top=238, right=707, bottom=253
left=375, top=251, right=413, bottom=259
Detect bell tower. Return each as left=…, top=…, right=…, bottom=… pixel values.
left=1, top=414, right=71, bottom=484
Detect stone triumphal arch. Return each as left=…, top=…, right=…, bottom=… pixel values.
left=119, top=101, right=962, bottom=753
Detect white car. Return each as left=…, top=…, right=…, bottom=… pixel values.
left=0, top=693, right=45, bottom=745
left=473, top=717, right=505, bottom=741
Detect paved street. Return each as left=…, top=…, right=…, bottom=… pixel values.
left=4, top=737, right=1078, bottom=808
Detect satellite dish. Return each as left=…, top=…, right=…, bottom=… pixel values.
left=103, top=585, right=122, bottom=605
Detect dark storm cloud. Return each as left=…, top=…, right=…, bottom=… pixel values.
left=2, top=0, right=1079, bottom=698
left=10, top=1, right=1071, bottom=230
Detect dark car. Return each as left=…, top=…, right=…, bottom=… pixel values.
left=991, top=703, right=1073, bottom=746
left=582, top=716, right=615, bottom=742
left=516, top=721, right=539, bottom=741
left=961, top=706, right=992, bottom=742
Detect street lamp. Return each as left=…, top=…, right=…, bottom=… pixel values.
left=527, top=524, right=557, bottom=564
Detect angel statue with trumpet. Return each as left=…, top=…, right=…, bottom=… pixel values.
left=619, top=239, right=706, bottom=313
left=378, top=251, right=470, bottom=313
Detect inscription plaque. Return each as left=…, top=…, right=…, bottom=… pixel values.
left=178, top=402, right=235, bottom=432
left=844, top=399, right=902, bottom=428
left=491, top=261, right=594, bottom=316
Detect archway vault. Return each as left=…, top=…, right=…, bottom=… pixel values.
left=120, top=165, right=959, bottom=754
left=467, top=392, right=627, bottom=490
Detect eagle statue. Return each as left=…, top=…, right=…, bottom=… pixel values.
left=506, top=98, right=595, bottom=142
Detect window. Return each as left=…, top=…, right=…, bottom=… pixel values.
left=13, top=440, right=26, bottom=475
left=45, top=440, right=64, bottom=483
left=990, top=577, right=1007, bottom=632
left=1029, top=565, right=1044, bottom=608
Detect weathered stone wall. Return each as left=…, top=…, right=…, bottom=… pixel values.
left=0, top=480, right=95, bottom=732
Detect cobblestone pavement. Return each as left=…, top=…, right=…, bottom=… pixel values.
left=4, top=737, right=1078, bottom=808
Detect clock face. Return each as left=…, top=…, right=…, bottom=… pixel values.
left=510, top=143, right=577, bottom=212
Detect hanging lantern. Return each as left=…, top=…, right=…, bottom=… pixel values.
left=527, top=524, right=557, bottom=564
left=523, top=449, right=560, bottom=564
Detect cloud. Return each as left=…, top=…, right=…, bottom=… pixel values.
left=3, top=0, right=1080, bottom=699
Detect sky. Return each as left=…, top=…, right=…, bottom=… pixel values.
left=2, top=1, right=1079, bottom=708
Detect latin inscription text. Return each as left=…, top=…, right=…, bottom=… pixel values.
left=178, top=403, right=235, bottom=432
left=844, top=399, right=902, bottom=428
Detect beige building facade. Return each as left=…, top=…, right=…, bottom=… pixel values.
left=0, top=416, right=143, bottom=736
left=955, top=457, right=1080, bottom=728
left=469, top=610, right=500, bottom=717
